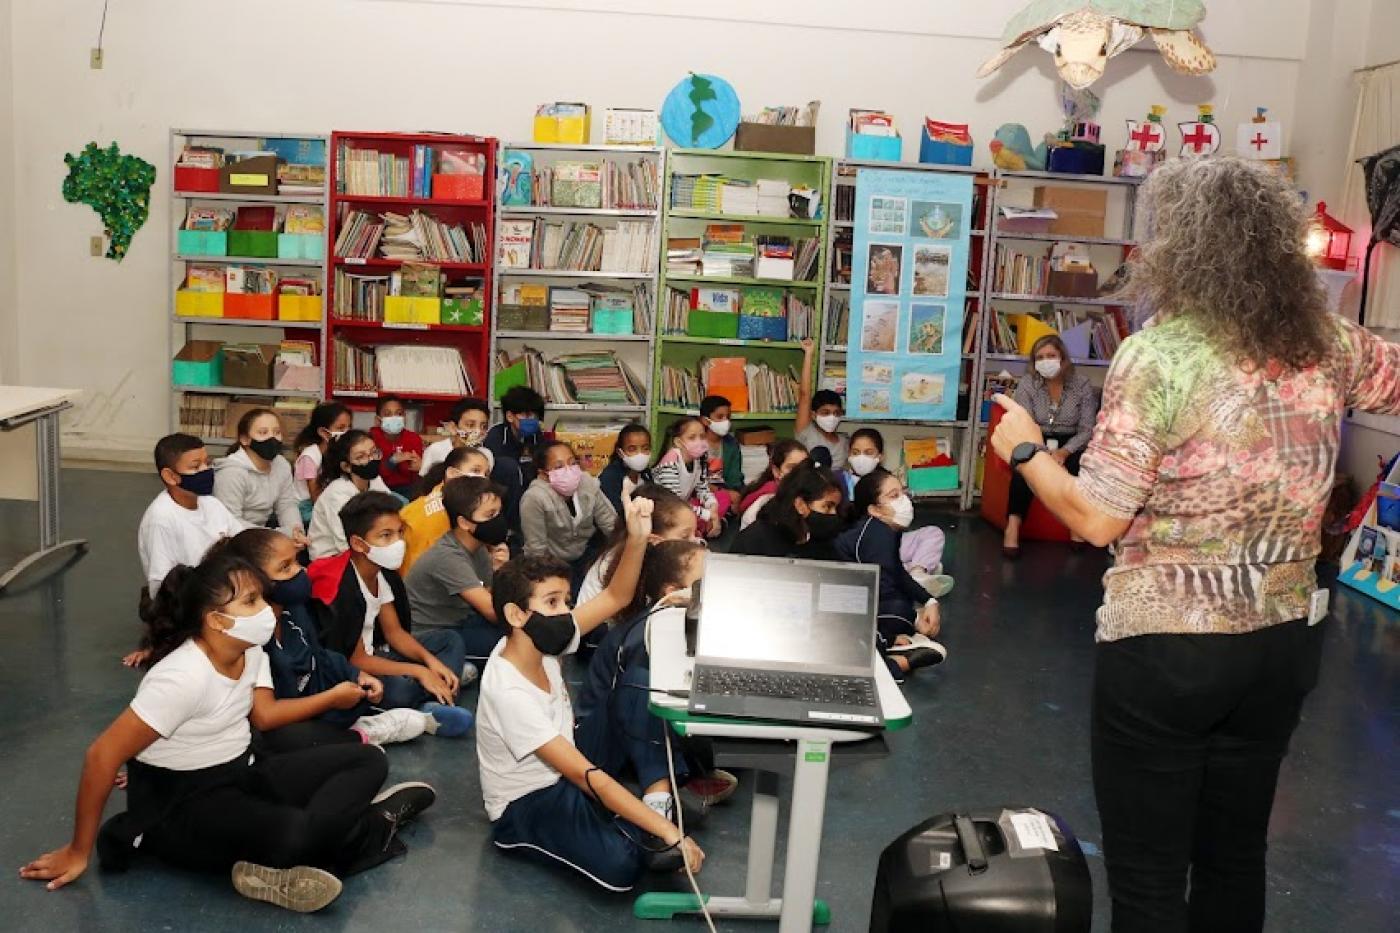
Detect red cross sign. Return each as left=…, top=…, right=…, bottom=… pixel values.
left=1182, top=125, right=1213, bottom=152
left=1128, top=122, right=1164, bottom=151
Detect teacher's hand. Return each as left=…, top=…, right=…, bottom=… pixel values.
left=990, top=395, right=1045, bottom=463
left=1052, top=448, right=1071, bottom=465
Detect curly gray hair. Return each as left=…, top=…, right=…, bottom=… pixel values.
left=1121, top=156, right=1331, bottom=370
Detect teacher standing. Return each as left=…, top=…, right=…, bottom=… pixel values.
left=991, top=156, right=1400, bottom=933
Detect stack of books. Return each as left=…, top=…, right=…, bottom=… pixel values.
left=333, top=211, right=386, bottom=259
left=719, top=180, right=759, bottom=216
left=666, top=237, right=702, bottom=275
left=834, top=185, right=856, bottom=223
left=784, top=294, right=815, bottom=341
left=549, top=289, right=591, bottom=333
left=742, top=360, right=800, bottom=412
left=376, top=345, right=473, bottom=395
left=602, top=159, right=660, bottom=210
left=825, top=294, right=850, bottom=345
left=670, top=175, right=724, bottom=213
left=755, top=236, right=795, bottom=280
left=756, top=179, right=791, bottom=217
left=659, top=363, right=703, bottom=408
left=662, top=287, right=690, bottom=335
left=336, top=144, right=411, bottom=197
left=177, top=145, right=224, bottom=170
left=794, top=237, right=821, bottom=281
left=701, top=225, right=754, bottom=277
left=993, top=246, right=1050, bottom=295
left=379, top=211, right=486, bottom=263
left=332, top=338, right=378, bottom=391
left=333, top=270, right=389, bottom=321
left=278, top=163, right=325, bottom=196
left=599, top=221, right=656, bottom=273
left=557, top=352, right=645, bottom=405
left=178, top=393, right=228, bottom=440
left=552, top=162, right=603, bottom=209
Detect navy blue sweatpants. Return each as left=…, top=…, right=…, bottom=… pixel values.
left=574, top=658, right=688, bottom=791
left=491, top=779, right=647, bottom=891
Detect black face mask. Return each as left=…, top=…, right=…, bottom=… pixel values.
left=522, top=611, right=575, bottom=656
left=268, top=570, right=312, bottom=607
left=249, top=438, right=284, bottom=461
left=471, top=513, right=510, bottom=546
left=806, top=511, right=844, bottom=541
left=177, top=467, right=215, bottom=497
left=350, top=459, right=382, bottom=481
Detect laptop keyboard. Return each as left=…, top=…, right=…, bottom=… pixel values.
left=694, top=667, right=876, bottom=707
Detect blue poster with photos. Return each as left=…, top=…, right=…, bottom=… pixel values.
left=847, top=168, right=973, bottom=421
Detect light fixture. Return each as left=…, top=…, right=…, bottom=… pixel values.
left=1307, top=202, right=1353, bottom=271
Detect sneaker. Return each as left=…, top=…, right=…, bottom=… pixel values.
left=353, top=708, right=429, bottom=746
left=372, top=781, right=437, bottom=827
left=887, top=634, right=948, bottom=671
left=682, top=769, right=739, bottom=807
left=231, top=861, right=342, bottom=913
left=927, top=574, right=955, bottom=599
left=460, top=662, right=481, bottom=687
left=419, top=702, right=474, bottom=737
left=642, top=834, right=685, bottom=873
left=337, top=810, right=410, bottom=877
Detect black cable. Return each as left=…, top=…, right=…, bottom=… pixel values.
left=96, top=0, right=110, bottom=51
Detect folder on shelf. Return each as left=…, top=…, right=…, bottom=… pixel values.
left=494, top=358, right=528, bottom=400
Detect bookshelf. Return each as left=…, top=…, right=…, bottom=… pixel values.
left=487, top=143, right=664, bottom=448
left=653, top=148, right=831, bottom=436
left=324, top=130, right=497, bottom=426
left=967, top=169, right=1143, bottom=506
left=168, top=129, right=330, bottom=448
left=817, top=159, right=995, bottom=502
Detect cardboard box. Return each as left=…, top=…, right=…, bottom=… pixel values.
left=735, top=427, right=777, bottom=446
left=498, top=304, right=549, bottom=331
left=687, top=310, right=739, bottom=339
left=175, top=289, right=224, bottom=319
left=278, top=294, right=322, bottom=322
left=909, top=465, right=960, bottom=493
left=918, top=126, right=974, bottom=166
left=1033, top=186, right=1108, bottom=238
left=533, top=105, right=591, bottom=144
left=1047, top=270, right=1099, bottom=299
left=846, top=129, right=902, bottom=161
left=221, top=344, right=280, bottom=389
left=174, top=165, right=220, bottom=193
left=735, top=123, right=816, bottom=155
left=225, top=293, right=277, bottom=321
left=222, top=401, right=265, bottom=441
left=737, top=315, right=787, bottom=341
left=552, top=424, right=618, bottom=477
left=274, top=362, right=321, bottom=392
left=384, top=296, right=441, bottom=325
left=273, top=401, right=314, bottom=442
left=220, top=155, right=279, bottom=196
left=172, top=340, right=223, bottom=386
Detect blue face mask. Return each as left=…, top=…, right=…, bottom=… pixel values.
left=177, top=467, right=215, bottom=497
left=517, top=417, right=541, bottom=439
left=380, top=415, right=405, bottom=436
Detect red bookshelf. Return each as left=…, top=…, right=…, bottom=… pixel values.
left=325, top=130, right=497, bottom=424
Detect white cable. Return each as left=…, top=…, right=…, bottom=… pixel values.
left=665, top=721, right=717, bottom=933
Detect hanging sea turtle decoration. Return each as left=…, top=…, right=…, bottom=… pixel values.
left=977, top=0, right=1217, bottom=90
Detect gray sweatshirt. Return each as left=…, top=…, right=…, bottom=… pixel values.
left=213, top=447, right=304, bottom=534
left=519, top=473, right=617, bottom=562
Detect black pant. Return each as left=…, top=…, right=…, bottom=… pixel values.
left=1008, top=442, right=1080, bottom=518
left=1092, top=620, right=1324, bottom=933
left=135, top=742, right=388, bottom=876
left=256, top=719, right=361, bottom=755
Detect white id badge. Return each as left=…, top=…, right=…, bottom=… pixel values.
left=1308, top=589, right=1329, bottom=626
left=1046, top=438, right=1060, bottom=451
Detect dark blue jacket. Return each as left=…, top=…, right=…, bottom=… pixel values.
left=268, top=601, right=368, bottom=726
left=598, top=459, right=653, bottom=516
left=834, top=516, right=932, bottom=624
left=485, top=421, right=539, bottom=540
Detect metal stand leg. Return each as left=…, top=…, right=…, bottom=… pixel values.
left=0, top=411, right=87, bottom=594
left=744, top=771, right=780, bottom=906
left=778, top=738, right=833, bottom=933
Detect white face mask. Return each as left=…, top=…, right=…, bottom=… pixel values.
left=889, top=494, right=915, bottom=529
left=848, top=453, right=881, bottom=476
left=1035, top=358, right=1062, bottom=379
left=707, top=418, right=731, bottom=437
left=622, top=452, right=651, bottom=472
left=366, top=539, right=407, bottom=571
left=218, top=604, right=276, bottom=647
left=815, top=414, right=841, bottom=433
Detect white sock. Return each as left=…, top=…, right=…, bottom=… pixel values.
left=643, top=792, right=674, bottom=820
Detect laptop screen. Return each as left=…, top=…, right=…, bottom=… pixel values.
left=696, top=554, right=878, bottom=672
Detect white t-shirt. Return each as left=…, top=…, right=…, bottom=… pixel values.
left=131, top=640, right=271, bottom=771
left=137, top=492, right=247, bottom=595
left=577, top=548, right=617, bottom=607
left=476, top=625, right=581, bottom=821
left=292, top=444, right=323, bottom=501
left=307, top=475, right=391, bottom=559
left=354, top=566, right=394, bottom=653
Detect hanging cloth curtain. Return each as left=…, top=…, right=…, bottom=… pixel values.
left=1340, top=63, right=1400, bottom=326
left=1357, top=145, right=1400, bottom=324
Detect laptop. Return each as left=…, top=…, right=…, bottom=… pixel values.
left=687, top=554, right=884, bottom=729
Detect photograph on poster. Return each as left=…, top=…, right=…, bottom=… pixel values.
left=912, top=201, right=963, bottom=239
left=913, top=245, right=951, bottom=297
left=860, top=298, right=900, bottom=352
left=908, top=303, right=947, bottom=355
left=869, top=196, right=908, bottom=235
left=901, top=371, right=946, bottom=405
left=860, top=388, right=892, bottom=413
left=867, top=244, right=903, bottom=295
left=862, top=361, right=894, bottom=384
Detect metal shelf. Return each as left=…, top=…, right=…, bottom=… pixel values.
left=334, top=257, right=486, bottom=272
left=989, top=293, right=1128, bottom=306
left=495, top=330, right=652, bottom=342
left=666, top=274, right=819, bottom=290
left=173, top=190, right=325, bottom=204
left=174, top=316, right=323, bottom=330
left=655, top=405, right=796, bottom=420
left=330, top=320, right=486, bottom=334
left=497, top=269, right=653, bottom=280
left=991, top=231, right=1137, bottom=248
left=660, top=335, right=804, bottom=349
left=173, top=384, right=321, bottom=399
left=331, top=194, right=491, bottom=208
left=175, top=254, right=322, bottom=267
left=503, top=142, right=664, bottom=154
left=998, top=169, right=1143, bottom=187
left=668, top=209, right=823, bottom=227
left=501, top=206, right=657, bottom=218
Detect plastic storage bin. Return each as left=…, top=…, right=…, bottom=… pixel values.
left=737, top=315, right=787, bottom=341
left=277, top=294, right=322, bottom=322
left=175, top=289, right=224, bottom=319
left=172, top=340, right=224, bottom=386
left=846, top=129, right=902, bottom=161
left=591, top=306, right=634, bottom=335
left=533, top=107, right=591, bottom=144
left=384, top=296, right=441, bottom=325
left=174, top=165, right=220, bottom=193
left=687, top=310, right=739, bottom=339
left=919, top=127, right=974, bottom=166
left=177, top=229, right=228, bottom=257
left=277, top=233, right=324, bottom=261
left=225, top=293, right=277, bottom=321
left=228, top=230, right=278, bottom=259
left=441, top=297, right=483, bottom=326
left=908, top=465, right=960, bottom=493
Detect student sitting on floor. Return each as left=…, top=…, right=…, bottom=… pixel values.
left=834, top=467, right=947, bottom=680
left=419, top=396, right=491, bottom=479
left=308, top=492, right=473, bottom=737
left=307, top=430, right=390, bottom=560
left=576, top=539, right=739, bottom=814
left=577, top=484, right=696, bottom=607
left=519, top=440, right=618, bottom=592
left=737, top=439, right=809, bottom=530
left=405, top=476, right=512, bottom=676
left=224, top=528, right=433, bottom=749
left=796, top=338, right=850, bottom=468
left=484, top=384, right=546, bottom=539
left=292, top=403, right=352, bottom=523
left=400, top=445, right=493, bottom=578
left=213, top=408, right=307, bottom=548
left=369, top=396, right=423, bottom=499
left=732, top=464, right=845, bottom=560
left=699, top=395, right=743, bottom=517
left=478, top=495, right=705, bottom=892
left=597, top=422, right=653, bottom=515
left=21, top=549, right=435, bottom=913
left=652, top=416, right=723, bottom=539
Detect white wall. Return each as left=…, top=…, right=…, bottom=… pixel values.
left=0, top=0, right=16, bottom=384
left=1365, top=0, right=1400, bottom=67
left=1, top=0, right=1349, bottom=455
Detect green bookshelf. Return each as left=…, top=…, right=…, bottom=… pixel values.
left=652, top=148, right=832, bottom=438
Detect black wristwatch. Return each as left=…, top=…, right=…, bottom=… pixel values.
left=1009, top=442, right=1050, bottom=471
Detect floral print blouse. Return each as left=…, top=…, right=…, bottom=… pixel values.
left=1077, top=314, right=1400, bottom=641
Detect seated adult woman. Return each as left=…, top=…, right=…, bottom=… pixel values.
left=732, top=465, right=844, bottom=560
left=1002, top=334, right=1099, bottom=558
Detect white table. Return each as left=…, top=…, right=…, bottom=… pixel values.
left=638, top=608, right=911, bottom=932
left=0, top=387, right=87, bottom=593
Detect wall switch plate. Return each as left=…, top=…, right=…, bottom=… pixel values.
left=90, top=48, right=103, bottom=69
left=90, top=236, right=104, bottom=256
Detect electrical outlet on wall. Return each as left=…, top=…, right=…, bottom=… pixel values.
left=90, top=48, right=103, bottom=69
left=90, top=236, right=104, bottom=256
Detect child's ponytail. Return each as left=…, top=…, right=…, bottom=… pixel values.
left=137, top=546, right=260, bottom=667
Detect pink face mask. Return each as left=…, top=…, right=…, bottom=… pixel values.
left=548, top=463, right=583, bottom=497
left=682, top=438, right=710, bottom=461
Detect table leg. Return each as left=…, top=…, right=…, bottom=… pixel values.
left=0, top=411, right=87, bottom=594
left=745, top=770, right=780, bottom=905
left=778, top=738, right=833, bottom=933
